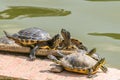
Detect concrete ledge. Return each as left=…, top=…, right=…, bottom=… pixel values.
left=0, top=43, right=76, bottom=56
left=0, top=52, right=120, bottom=80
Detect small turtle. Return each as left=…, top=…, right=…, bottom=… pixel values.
left=48, top=50, right=107, bottom=78
left=4, top=27, right=61, bottom=60
left=59, top=29, right=87, bottom=51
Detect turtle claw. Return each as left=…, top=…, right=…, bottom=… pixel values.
left=29, top=55, right=36, bottom=61
left=87, top=75, right=93, bottom=78
left=87, top=74, right=97, bottom=78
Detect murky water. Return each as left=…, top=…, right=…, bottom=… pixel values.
left=0, top=0, right=120, bottom=69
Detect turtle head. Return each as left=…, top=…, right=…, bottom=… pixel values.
left=50, top=34, right=61, bottom=49
left=61, top=29, right=71, bottom=40
left=48, top=55, right=61, bottom=64
left=61, top=28, right=66, bottom=33
left=52, top=34, right=61, bottom=41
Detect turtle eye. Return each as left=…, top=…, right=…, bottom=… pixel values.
left=33, top=34, right=37, bottom=37
left=65, top=57, right=68, bottom=60
left=71, top=46, right=74, bottom=49
left=32, top=38, right=35, bottom=39
left=79, top=42, right=82, bottom=45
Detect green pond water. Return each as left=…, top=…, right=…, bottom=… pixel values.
left=0, top=0, right=120, bottom=69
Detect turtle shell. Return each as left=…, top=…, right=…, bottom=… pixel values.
left=13, top=27, right=51, bottom=40
left=61, top=52, right=97, bottom=69
left=59, top=51, right=100, bottom=74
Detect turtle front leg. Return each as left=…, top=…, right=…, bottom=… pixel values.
left=56, top=50, right=66, bottom=57
left=29, top=45, right=39, bottom=61
left=48, top=55, right=61, bottom=64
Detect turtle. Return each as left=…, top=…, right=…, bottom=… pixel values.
left=48, top=49, right=107, bottom=78
left=3, top=27, right=61, bottom=60
left=59, top=29, right=87, bottom=51
left=59, top=29, right=108, bottom=72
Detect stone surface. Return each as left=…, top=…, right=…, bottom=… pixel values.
left=0, top=52, right=120, bottom=80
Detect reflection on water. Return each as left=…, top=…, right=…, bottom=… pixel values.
left=0, top=6, right=71, bottom=19
left=88, top=33, right=120, bottom=40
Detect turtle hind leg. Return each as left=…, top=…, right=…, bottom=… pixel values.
left=87, top=49, right=108, bottom=73
left=29, top=45, right=39, bottom=61
left=92, top=58, right=106, bottom=72
left=100, top=65, right=108, bottom=73
left=87, top=48, right=96, bottom=56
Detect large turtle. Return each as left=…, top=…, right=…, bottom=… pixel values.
left=4, top=27, right=61, bottom=60
left=59, top=29, right=87, bottom=51
left=48, top=49, right=107, bottom=78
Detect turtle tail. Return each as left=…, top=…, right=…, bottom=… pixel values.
left=3, top=31, right=13, bottom=39
left=3, top=31, right=18, bottom=42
